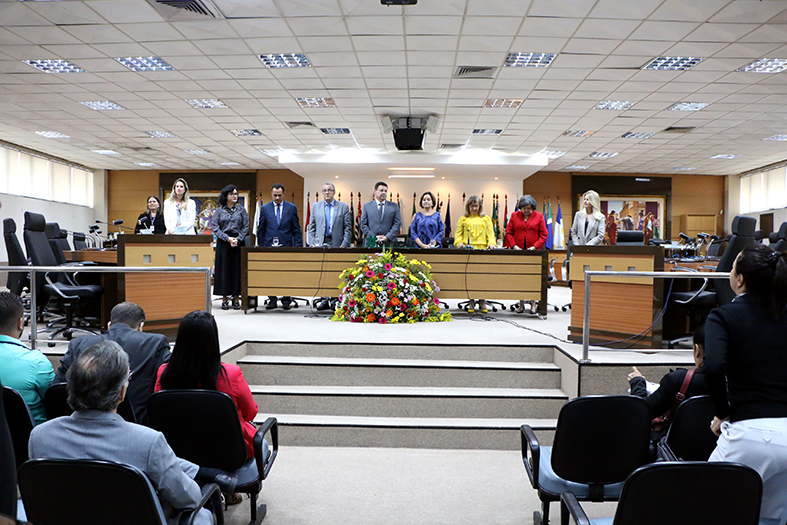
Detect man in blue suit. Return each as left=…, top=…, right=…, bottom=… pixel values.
left=257, top=183, right=303, bottom=310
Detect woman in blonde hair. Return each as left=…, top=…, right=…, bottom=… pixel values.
left=454, top=195, right=496, bottom=313
left=569, top=190, right=605, bottom=246
left=164, top=178, right=197, bottom=235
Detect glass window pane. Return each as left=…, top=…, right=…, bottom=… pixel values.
left=0, top=147, right=7, bottom=193
left=766, top=167, right=786, bottom=210
left=31, top=157, right=50, bottom=200
left=740, top=175, right=751, bottom=214
left=52, top=162, right=71, bottom=201
left=8, top=152, right=30, bottom=196
left=71, top=168, right=87, bottom=206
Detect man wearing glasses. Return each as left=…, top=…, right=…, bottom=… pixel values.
left=307, top=183, right=352, bottom=248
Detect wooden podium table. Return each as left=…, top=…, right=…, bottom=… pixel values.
left=242, top=247, right=548, bottom=314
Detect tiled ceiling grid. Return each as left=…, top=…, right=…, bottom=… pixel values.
left=0, top=0, right=787, bottom=174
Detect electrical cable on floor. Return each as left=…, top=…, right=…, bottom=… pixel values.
left=462, top=312, right=574, bottom=345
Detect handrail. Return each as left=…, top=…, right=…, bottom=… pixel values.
left=581, top=270, right=731, bottom=362
left=4, top=265, right=211, bottom=350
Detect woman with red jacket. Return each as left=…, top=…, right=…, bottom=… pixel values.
left=505, top=195, right=548, bottom=314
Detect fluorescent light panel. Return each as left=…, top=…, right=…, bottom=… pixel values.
left=23, top=59, right=84, bottom=73
left=588, top=152, right=618, bottom=159
left=229, top=129, right=262, bottom=137
left=565, top=165, right=589, bottom=170
left=80, top=101, right=125, bottom=111
left=186, top=99, right=227, bottom=109
left=320, top=128, right=351, bottom=134
left=388, top=175, right=435, bottom=179
left=297, top=97, right=336, bottom=108
left=764, top=135, right=787, bottom=141
left=135, top=162, right=157, bottom=167
left=541, top=151, right=566, bottom=159
left=388, top=168, right=435, bottom=171
left=259, top=53, right=310, bottom=68
left=594, top=100, right=636, bottom=110
left=35, top=131, right=69, bottom=138
left=505, top=52, right=556, bottom=68
left=484, top=98, right=523, bottom=108
left=260, top=149, right=282, bottom=156
left=710, top=154, right=740, bottom=159
left=621, top=131, right=656, bottom=139
left=673, top=167, right=696, bottom=171
left=185, top=149, right=211, bottom=155
left=643, top=56, right=704, bottom=71
left=472, top=129, right=502, bottom=135
left=115, top=57, right=173, bottom=72
left=737, top=58, right=787, bottom=73
left=562, top=130, right=595, bottom=138
left=91, top=149, right=120, bottom=155
left=219, top=162, right=240, bottom=166
left=144, top=130, right=177, bottom=138
left=665, top=102, right=710, bottom=111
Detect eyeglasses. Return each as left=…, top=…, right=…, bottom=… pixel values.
left=322, top=189, right=335, bottom=193
left=229, top=192, right=239, bottom=196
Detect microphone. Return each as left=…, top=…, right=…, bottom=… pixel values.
left=95, top=219, right=135, bottom=232
left=679, top=232, right=690, bottom=241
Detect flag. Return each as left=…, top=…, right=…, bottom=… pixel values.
left=545, top=200, right=554, bottom=250
left=355, top=192, right=363, bottom=245
left=349, top=193, right=355, bottom=245
left=503, top=195, right=508, bottom=230
left=412, top=192, right=417, bottom=217
left=554, top=202, right=565, bottom=249
left=251, top=193, right=263, bottom=238
left=492, top=194, right=500, bottom=240
left=397, top=193, right=403, bottom=234
left=304, top=192, right=311, bottom=237
left=445, top=195, right=451, bottom=238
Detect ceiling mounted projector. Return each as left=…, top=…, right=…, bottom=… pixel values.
left=382, top=115, right=438, bottom=151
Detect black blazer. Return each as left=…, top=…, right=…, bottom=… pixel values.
left=134, top=212, right=166, bottom=234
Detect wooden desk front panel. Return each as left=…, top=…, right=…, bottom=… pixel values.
left=124, top=244, right=214, bottom=267
left=64, top=250, right=118, bottom=264
left=124, top=273, right=207, bottom=329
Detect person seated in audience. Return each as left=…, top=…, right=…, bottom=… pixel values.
left=410, top=191, right=444, bottom=248
left=29, top=341, right=236, bottom=525
left=0, top=292, right=53, bottom=425
left=55, top=302, right=171, bottom=425
left=454, top=195, right=496, bottom=313
left=627, top=325, right=708, bottom=441
left=706, top=245, right=787, bottom=523
left=504, top=195, right=548, bottom=314
left=135, top=195, right=166, bottom=234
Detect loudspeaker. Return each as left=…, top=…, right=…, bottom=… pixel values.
left=393, top=128, right=425, bottom=150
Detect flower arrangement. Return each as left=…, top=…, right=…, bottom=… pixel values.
left=332, top=250, right=452, bottom=324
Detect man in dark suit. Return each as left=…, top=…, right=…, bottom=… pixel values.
left=54, top=302, right=170, bottom=425
left=256, top=183, right=303, bottom=310
left=360, top=181, right=401, bottom=246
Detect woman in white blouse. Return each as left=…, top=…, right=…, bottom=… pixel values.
left=569, top=190, right=606, bottom=246
left=164, top=178, right=197, bottom=235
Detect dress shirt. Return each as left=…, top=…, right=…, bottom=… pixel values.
left=0, top=335, right=54, bottom=425
left=324, top=200, right=336, bottom=237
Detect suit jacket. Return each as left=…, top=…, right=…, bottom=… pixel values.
left=504, top=210, right=548, bottom=250
left=135, top=212, right=166, bottom=234
left=29, top=410, right=207, bottom=525
left=360, top=200, right=401, bottom=243
left=570, top=211, right=605, bottom=246
left=307, top=199, right=352, bottom=247
left=55, top=323, right=171, bottom=425
left=256, top=201, right=303, bottom=247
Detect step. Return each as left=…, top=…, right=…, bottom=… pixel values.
left=254, top=413, right=557, bottom=450
left=251, top=385, right=567, bottom=419
left=243, top=342, right=555, bottom=363
left=238, top=356, right=562, bottom=389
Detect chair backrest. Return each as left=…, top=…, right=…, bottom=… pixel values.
left=3, top=218, right=28, bottom=295
left=58, top=228, right=72, bottom=251
left=773, top=222, right=787, bottom=253
left=551, top=395, right=652, bottom=486
left=24, top=212, right=61, bottom=299
left=148, top=389, right=248, bottom=471
left=616, top=230, right=644, bottom=245
left=713, top=215, right=756, bottom=305
left=44, top=383, right=136, bottom=423
left=611, top=462, right=762, bottom=525
left=662, top=395, right=718, bottom=461
left=19, top=458, right=168, bottom=525
left=2, top=386, right=34, bottom=471
left=0, top=380, right=18, bottom=518
left=73, top=232, right=88, bottom=250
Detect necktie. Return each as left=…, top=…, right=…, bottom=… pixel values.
left=276, top=204, right=281, bottom=225
left=325, top=202, right=332, bottom=236
left=378, top=202, right=384, bottom=220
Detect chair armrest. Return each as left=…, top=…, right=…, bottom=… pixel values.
left=671, top=267, right=698, bottom=272
left=520, top=424, right=540, bottom=489
left=655, top=439, right=679, bottom=462
left=42, top=273, right=79, bottom=300
left=560, top=491, right=592, bottom=525
left=179, top=483, right=224, bottom=525
left=253, top=417, right=278, bottom=480
left=674, top=278, right=710, bottom=304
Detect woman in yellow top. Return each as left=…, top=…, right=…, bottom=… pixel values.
left=454, top=195, right=496, bottom=313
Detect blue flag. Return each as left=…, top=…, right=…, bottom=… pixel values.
left=545, top=201, right=553, bottom=250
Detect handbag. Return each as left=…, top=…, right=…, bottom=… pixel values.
left=651, top=369, right=695, bottom=432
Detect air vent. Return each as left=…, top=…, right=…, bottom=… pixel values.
left=158, top=0, right=212, bottom=15
left=146, top=0, right=224, bottom=19
left=285, top=121, right=316, bottom=129
left=662, top=126, right=696, bottom=134
left=128, top=147, right=156, bottom=152
left=454, top=66, right=497, bottom=79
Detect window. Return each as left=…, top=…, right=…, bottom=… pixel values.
left=740, top=166, right=787, bottom=214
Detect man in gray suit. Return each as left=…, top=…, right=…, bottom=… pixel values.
left=29, top=341, right=235, bottom=525
left=360, top=181, right=401, bottom=246
left=307, top=182, right=352, bottom=247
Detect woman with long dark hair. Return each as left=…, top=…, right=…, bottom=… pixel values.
left=155, top=311, right=257, bottom=458
left=706, top=244, right=787, bottom=522
left=212, top=185, right=249, bottom=310
left=135, top=195, right=166, bottom=234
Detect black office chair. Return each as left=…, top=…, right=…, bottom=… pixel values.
left=19, top=458, right=223, bottom=525
left=772, top=222, right=787, bottom=252
left=655, top=395, right=718, bottom=462
left=0, top=380, right=18, bottom=520
left=3, top=218, right=29, bottom=297
left=2, top=386, right=34, bottom=472
left=148, top=390, right=278, bottom=525
left=23, top=211, right=102, bottom=342
left=560, top=462, right=771, bottom=525
left=521, top=395, right=652, bottom=525
left=44, top=383, right=136, bottom=423
left=616, top=230, right=644, bottom=245
left=72, top=232, right=88, bottom=250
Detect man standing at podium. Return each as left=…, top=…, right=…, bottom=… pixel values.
left=361, top=181, right=401, bottom=247
left=257, top=183, right=302, bottom=310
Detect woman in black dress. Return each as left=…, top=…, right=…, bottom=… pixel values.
left=134, top=195, right=166, bottom=234
left=211, top=185, right=249, bottom=310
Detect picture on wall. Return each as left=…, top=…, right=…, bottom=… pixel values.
left=164, top=190, right=250, bottom=236
left=597, top=195, right=665, bottom=244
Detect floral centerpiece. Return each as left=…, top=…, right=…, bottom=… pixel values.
left=332, top=250, right=452, bottom=324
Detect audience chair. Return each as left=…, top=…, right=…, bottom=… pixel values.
left=655, top=395, right=718, bottom=462
left=771, top=222, right=787, bottom=252
left=72, top=232, right=88, bottom=250
left=2, top=386, right=34, bottom=472
left=521, top=395, right=651, bottom=525
left=148, top=390, right=278, bottom=525
left=559, top=462, right=776, bottom=525
left=44, top=383, right=136, bottom=423
left=0, top=381, right=19, bottom=520
left=19, top=458, right=223, bottom=525
left=3, top=218, right=30, bottom=297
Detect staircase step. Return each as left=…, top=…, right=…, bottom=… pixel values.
left=239, top=355, right=561, bottom=388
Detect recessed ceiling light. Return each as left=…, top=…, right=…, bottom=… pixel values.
left=229, top=129, right=262, bottom=137
left=764, top=135, right=787, bottom=141
left=541, top=150, right=566, bottom=159
left=594, top=100, right=636, bottom=110
left=588, top=152, right=618, bottom=159
left=643, top=56, right=704, bottom=71
left=219, top=162, right=240, bottom=166
left=565, top=165, right=589, bottom=170
left=259, top=53, right=311, bottom=68
left=296, top=97, right=336, bottom=108
left=710, top=154, right=741, bottom=159
left=91, top=149, right=120, bottom=155
left=320, top=128, right=351, bottom=134
left=80, top=101, right=125, bottom=111
left=115, top=57, right=173, bottom=72
left=186, top=99, right=227, bottom=109
left=135, top=162, right=157, bottom=167
left=484, top=99, right=523, bottom=108
left=635, top=178, right=651, bottom=182
left=665, top=102, right=710, bottom=111
left=562, top=130, right=595, bottom=138
left=185, top=149, right=211, bottom=155
left=505, top=52, right=556, bottom=68
left=35, top=131, right=69, bottom=138
left=23, top=59, right=84, bottom=73
left=736, top=58, right=787, bottom=73
left=673, top=167, right=697, bottom=171
left=472, top=129, right=502, bottom=135
left=144, top=130, right=177, bottom=138
left=621, top=131, right=656, bottom=139
left=260, top=149, right=281, bottom=157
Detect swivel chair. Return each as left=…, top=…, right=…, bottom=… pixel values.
left=72, top=232, right=88, bottom=250
left=3, top=218, right=29, bottom=297
left=655, top=395, right=717, bottom=462
left=615, top=230, right=644, bottom=245
left=2, top=386, right=34, bottom=472
left=771, top=222, right=787, bottom=252
left=44, top=383, right=136, bottom=423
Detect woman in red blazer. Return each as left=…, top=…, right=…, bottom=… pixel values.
left=505, top=195, right=548, bottom=314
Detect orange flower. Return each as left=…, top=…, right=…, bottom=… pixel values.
left=366, top=293, right=376, bottom=302
left=367, top=313, right=376, bottom=322
left=391, top=297, right=400, bottom=306
left=386, top=309, right=393, bottom=317
left=412, top=298, right=419, bottom=305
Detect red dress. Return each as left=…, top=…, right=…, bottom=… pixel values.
left=155, top=363, right=258, bottom=458
left=504, top=210, right=548, bottom=250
